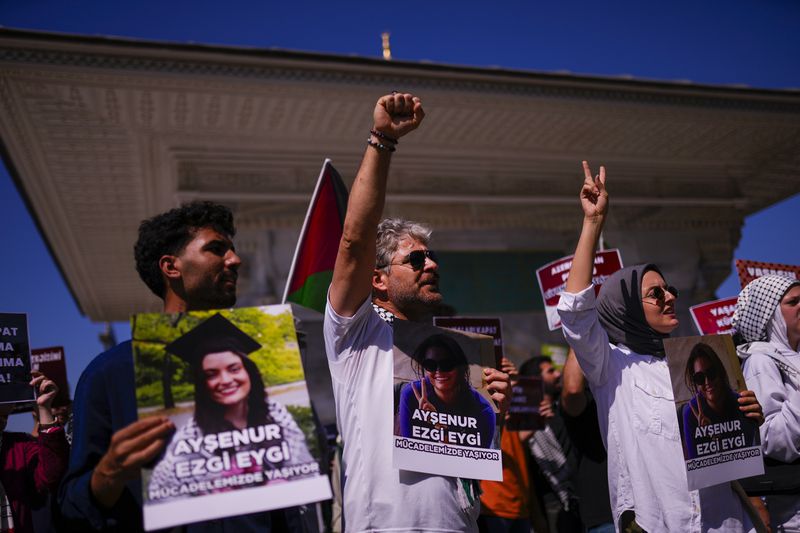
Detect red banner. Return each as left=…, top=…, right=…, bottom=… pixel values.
left=735, top=259, right=800, bottom=289
left=433, top=317, right=503, bottom=368
left=535, top=249, right=623, bottom=330
left=689, top=297, right=739, bottom=336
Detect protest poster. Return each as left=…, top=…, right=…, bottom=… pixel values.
left=433, top=316, right=503, bottom=368
left=506, top=376, right=544, bottom=431
left=132, top=305, right=331, bottom=530
left=391, top=319, right=503, bottom=481
left=0, top=313, right=34, bottom=405
left=735, top=259, right=800, bottom=289
left=689, top=297, right=739, bottom=336
left=536, top=249, right=623, bottom=330
left=664, top=334, right=763, bottom=491
left=31, top=347, right=70, bottom=407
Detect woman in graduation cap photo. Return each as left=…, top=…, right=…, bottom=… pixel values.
left=147, top=313, right=314, bottom=500
left=680, top=342, right=759, bottom=460
left=397, top=333, right=496, bottom=449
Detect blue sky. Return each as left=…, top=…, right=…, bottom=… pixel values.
left=1, top=0, right=799, bottom=430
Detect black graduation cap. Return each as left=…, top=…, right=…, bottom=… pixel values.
left=165, top=313, right=261, bottom=366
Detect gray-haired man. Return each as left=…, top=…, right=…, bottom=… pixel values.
left=323, top=93, right=510, bottom=532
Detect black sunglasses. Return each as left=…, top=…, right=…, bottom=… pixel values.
left=643, top=285, right=679, bottom=303
left=421, top=358, right=458, bottom=373
left=692, top=367, right=718, bottom=386
left=378, top=249, right=438, bottom=270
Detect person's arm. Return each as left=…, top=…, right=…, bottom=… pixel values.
left=560, top=348, right=588, bottom=417
left=564, top=161, right=607, bottom=294
left=328, top=93, right=425, bottom=317
left=58, top=349, right=173, bottom=529
left=24, top=372, right=69, bottom=494
left=744, top=356, right=800, bottom=462
left=557, top=162, right=612, bottom=387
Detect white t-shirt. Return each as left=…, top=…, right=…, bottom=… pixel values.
left=558, top=285, right=750, bottom=533
left=324, top=296, right=480, bottom=533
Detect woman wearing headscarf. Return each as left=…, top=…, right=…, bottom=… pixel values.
left=556, top=161, right=764, bottom=533
left=733, top=274, right=800, bottom=531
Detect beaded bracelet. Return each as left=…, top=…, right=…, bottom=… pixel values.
left=367, top=139, right=396, bottom=152
left=370, top=129, right=398, bottom=145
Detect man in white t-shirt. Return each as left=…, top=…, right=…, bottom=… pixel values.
left=323, top=93, right=510, bottom=532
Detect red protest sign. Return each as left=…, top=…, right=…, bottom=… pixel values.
left=535, top=249, right=623, bottom=330
left=433, top=317, right=504, bottom=368
left=735, top=259, right=800, bottom=289
left=31, top=347, right=70, bottom=407
left=689, top=297, right=738, bottom=336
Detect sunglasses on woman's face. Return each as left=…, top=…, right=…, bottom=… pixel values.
left=378, top=249, right=438, bottom=270
left=692, top=367, right=718, bottom=386
left=422, top=358, right=458, bottom=373
left=643, top=285, right=679, bottom=304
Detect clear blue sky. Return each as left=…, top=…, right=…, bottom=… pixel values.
left=1, top=0, right=799, bottom=430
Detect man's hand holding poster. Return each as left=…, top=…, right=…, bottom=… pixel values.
left=391, top=320, right=502, bottom=481
left=664, top=334, right=763, bottom=491
left=132, top=305, right=331, bottom=531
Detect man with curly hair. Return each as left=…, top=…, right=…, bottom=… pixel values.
left=59, top=202, right=310, bottom=531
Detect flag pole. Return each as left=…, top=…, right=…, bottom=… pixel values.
left=281, top=158, right=332, bottom=303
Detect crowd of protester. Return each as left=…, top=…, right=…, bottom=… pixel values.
left=2, top=92, right=799, bottom=532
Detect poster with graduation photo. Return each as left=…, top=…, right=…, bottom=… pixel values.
left=392, top=320, right=502, bottom=481
left=433, top=316, right=504, bottom=368
left=132, top=305, right=331, bottom=530
left=664, top=334, right=763, bottom=491
left=0, top=313, right=34, bottom=404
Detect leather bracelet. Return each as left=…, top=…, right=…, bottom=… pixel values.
left=370, top=129, right=398, bottom=144
left=38, top=421, right=61, bottom=431
left=366, top=139, right=396, bottom=153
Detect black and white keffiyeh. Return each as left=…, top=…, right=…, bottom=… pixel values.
left=733, top=275, right=800, bottom=343
left=372, top=304, right=396, bottom=324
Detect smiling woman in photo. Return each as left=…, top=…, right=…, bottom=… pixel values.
left=397, top=334, right=496, bottom=449
left=147, top=313, right=312, bottom=499
left=680, top=342, right=759, bottom=460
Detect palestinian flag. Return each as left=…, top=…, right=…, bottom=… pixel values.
left=282, top=159, right=349, bottom=313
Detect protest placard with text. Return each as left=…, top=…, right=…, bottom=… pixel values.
left=433, top=316, right=504, bottom=368
left=536, top=250, right=623, bottom=330
left=0, top=313, right=34, bottom=405
left=392, top=320, right=502, bottom=481
left=664, top=334, right=763, bottom=491
left=132, top=305, right=331, bottom=530
left=735, top=259, right=800, bottom=288
left=689, top=297, right=739, bottom=336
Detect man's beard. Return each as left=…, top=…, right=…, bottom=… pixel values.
left=388, top=284, right=442, bottom=321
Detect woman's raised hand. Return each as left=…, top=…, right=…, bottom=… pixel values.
left=580, top=161, right=608, bottom=221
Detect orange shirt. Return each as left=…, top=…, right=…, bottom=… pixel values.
left=480, top=429, right=530, bottom=519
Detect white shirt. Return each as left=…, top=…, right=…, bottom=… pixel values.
left=324, top=296, right=479, bottom=533
left=557, top=285, right=749, bottom=533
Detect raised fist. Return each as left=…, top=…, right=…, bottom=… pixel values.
left=373, top=93, right=425, bottom=140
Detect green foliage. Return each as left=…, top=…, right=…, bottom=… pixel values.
left=286, top=405, right=320, bottom=460
left=132, top=307, right=304, bottom=408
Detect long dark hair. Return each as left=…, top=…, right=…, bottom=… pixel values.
left=411, top=334, right=471, bottom=394
left=683, top=342, right=733, bottom=405
left=193, top=352, right=271, bottom=434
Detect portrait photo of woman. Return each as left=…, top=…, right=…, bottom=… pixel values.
left=397, top=333, right=496, bottom=449
left=680, top=342, right=759, bottom=460
left=147, top=313, right=313, bottom=499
